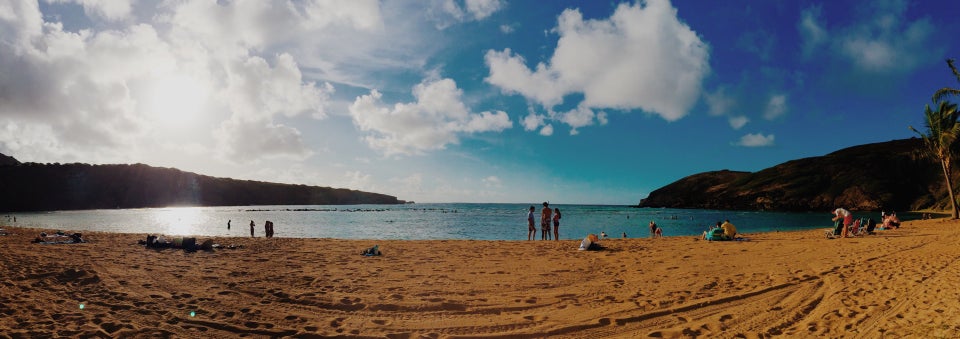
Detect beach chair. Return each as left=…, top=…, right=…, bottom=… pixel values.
left=825, top=221, right=844, bottom=239
left=851, top=218, right=869, bottom=237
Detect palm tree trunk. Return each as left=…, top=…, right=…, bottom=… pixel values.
left=940, top=158, right=959, bottom=219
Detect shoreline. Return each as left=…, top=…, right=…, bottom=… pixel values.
left=3, top=218, right=960, bottom=337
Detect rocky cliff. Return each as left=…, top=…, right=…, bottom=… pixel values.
left=0, top=156, right=403, bottom=212
left=639, top=138, right=947, bottom=212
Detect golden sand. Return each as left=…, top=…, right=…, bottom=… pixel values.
left=1, top=218, right=959, bottom=338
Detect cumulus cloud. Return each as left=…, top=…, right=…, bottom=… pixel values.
left=465, top=0, right=504, bottom=20
left=559, top=105, right=608, bottom=135
left=704, top=87, right=735, bottom=116
left=429, top=0, right=504, bottom=29
left=764, top=94, right=788, bottom=120
left=349, top=78, right=513, bottom=156
left=728, top=116, right=749, bottom=130
left=485, top=0, right=709, bottom=131
left=0, top=1, right=415, bottom=166
left=736, top=133, right=775, bottom=147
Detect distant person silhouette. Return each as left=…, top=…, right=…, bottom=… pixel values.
left=541, top=202, right=552, bottom=240
left=527, top=206, right=536, bottom=241
left=249, top=220, right=255, bottom=237
left=227, top=219, right=231, bottom=230
left=552, top=208, right=561, bottom=241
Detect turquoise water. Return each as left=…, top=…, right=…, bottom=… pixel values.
left=3, top=204, right=905, bottom=240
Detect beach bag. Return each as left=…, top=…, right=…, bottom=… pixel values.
left=866, top=218, right=877, bottom=233
left=182, top=237, right=197, bottom=251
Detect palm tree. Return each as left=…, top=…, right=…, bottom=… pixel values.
left=910, top=101, right=960, bottom=219
left=933, top=59, right=960, bottom=103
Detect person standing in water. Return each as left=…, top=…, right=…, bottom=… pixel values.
left=249, top=220, right=255, bottom=237
left=227, top=219, right=231, bottom=230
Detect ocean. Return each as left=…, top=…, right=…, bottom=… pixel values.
left=3, top=204, right=905, bottom=240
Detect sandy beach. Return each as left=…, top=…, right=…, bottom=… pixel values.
left=2, top=218, right=959, bottom=338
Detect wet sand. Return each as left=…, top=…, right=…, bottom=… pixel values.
left=1, top=218, right=959, bottom=338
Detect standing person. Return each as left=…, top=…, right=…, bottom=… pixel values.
left=832, top=208, right=853, bottom=237
left=552, top=208, right=561, bottom=241
left=527, top=206, right=536, bottom=241
left=264, top=221, right=270, bottom=238
left=649, top=221, right=658, bottom=238
left=227, top=220, right=231, bottom=230
left=541, top=202, right=552, bottom=240
left=249, top=220, right=255, bottom=237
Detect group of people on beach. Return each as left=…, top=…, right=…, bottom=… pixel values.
left=528, top=202, right=561, bottom=240
left=701, top=220, right=738, bottom=240
left=242, top=220, right=276, bottom=238
left=829, top=207, right=905, bottom=238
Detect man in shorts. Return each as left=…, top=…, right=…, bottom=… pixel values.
left=541, top=202, right=553, bottom=240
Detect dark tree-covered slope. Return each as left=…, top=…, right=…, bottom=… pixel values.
left=639, top=138, right=947, bottom=212
left=0, top=158, right=402, bottom=212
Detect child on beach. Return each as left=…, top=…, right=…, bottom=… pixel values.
left=527, top=206, right=536, bottom=241
left=552, top=208, right=561, bottom=241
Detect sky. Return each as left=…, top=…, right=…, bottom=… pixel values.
left=1, top=0, right=959, bottom=205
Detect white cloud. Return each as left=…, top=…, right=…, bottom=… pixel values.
left=0, top=1, right=455, bottom=166
left=485, top=0, right=709, bottom=129
left=559, top=105, right=604, bottom=135
left=704, top=87, right=735, bottom=116
left=799, top=5, right=827, bottom=58
left=521, top=112, right=545, bottom=131
left=800, top=0, right=934, bottom=73
left=349, top=78, right=513, bottom=156
left=214, top=119, right=313, bottom=162
left=465, top=0, right=504, bottom=20
left=539, top=124, right=554, bottom=136
left=728, top=116, right=749, bottom=130
left=764, top=94, right=788, bottom=120
left=429, top=0, right=503, bottom=29
left=499, top=24, right=515, bottom=34
left=736, top=133, right=775, bottom=147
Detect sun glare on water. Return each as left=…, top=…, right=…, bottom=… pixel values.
left=152, top=207, right=205, bottom=236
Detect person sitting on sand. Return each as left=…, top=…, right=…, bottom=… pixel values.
left=721, top=220, right=737, bottom=240
left=882, top=213, right=901, bottom=229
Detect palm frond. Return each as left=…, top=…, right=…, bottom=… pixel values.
left=949, top=59, right=960, bottom=82
left=933, top=88, right=960, bottom=103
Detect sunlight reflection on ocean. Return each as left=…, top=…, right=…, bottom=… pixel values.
left=6, top=204, right=895, bottom=240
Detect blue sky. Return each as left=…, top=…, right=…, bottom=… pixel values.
left=1, top=0, right=959, bottom=204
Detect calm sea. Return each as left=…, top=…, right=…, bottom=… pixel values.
left=3, top=204, right=905, bottom=240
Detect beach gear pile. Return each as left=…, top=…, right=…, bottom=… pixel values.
left=140, top=235, right=216, bottom=252
left=32, top=231, right=85, bottom=244
left=361, top=245, right=381, bottom=256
